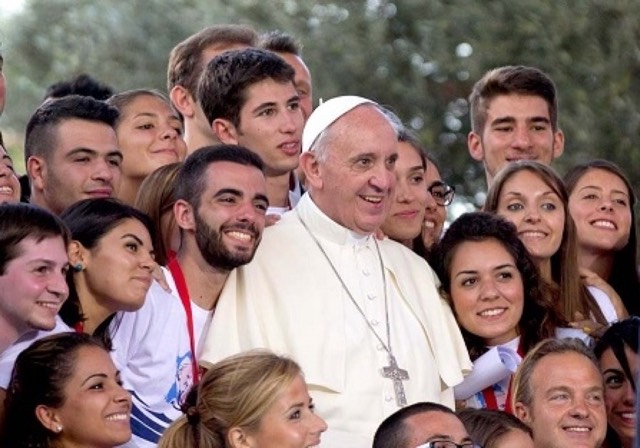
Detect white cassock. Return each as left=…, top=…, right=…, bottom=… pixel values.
left=200, top=193, right=471, bottom=448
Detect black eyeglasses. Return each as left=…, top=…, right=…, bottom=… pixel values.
left=417, top=441, right=482, bottom=448
left=427, top=181, right=455, bottom=206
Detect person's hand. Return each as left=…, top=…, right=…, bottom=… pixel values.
left=265, top=214, right=281, bottom=227
left=569, top=311, right=606, bottom=339
left=580, top=267, right=628, bottom=319
left=152, top=263, right=172, bottom=293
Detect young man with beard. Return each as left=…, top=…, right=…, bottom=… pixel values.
left=109, top=145, right=268, bottom=448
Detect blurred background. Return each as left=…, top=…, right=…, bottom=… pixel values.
left=0, top=0, right=639, bottom=211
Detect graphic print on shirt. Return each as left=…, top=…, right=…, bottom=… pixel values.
left=165, top=351, right=195, bottom=409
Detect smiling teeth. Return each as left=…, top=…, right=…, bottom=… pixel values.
left=521, top=231, right=546, bottom=238
left=592, top=220, right=615, bottom=229
left=423, top=221, right=435, bottom=229
left=0, top=186, right=13, bottom=194
left=565, top=427, right=590, bottom=432
left=363, top=196, right=382, bottom=203
left=622, top=412, right=636, bottom=419
left=106, top=413, right=129, bottom=421
left=480, top=308, right=504, bottom=317
left=37, top=302, right=58, bottom=309
left=227, top=231, right=251, bottom=241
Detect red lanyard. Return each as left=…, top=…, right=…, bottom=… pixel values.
left=167, top=258, right=200, bottom=385
left=481, top=342, right=524, bottom=414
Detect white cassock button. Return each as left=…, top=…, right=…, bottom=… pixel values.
left=385, top=395, right=393, bottom=402
left=371, top=319, right=379, bottom=326
left=376, top=343, right=384, bottom=351
left=362, top=268, right=370, bottom=276
left=367, top=293, right=376, bottom=301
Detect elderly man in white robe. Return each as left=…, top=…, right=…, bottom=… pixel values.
left=200, top=96, right=471, bottom=448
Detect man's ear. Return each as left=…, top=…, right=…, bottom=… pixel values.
left=514, top=402, right=531, bottom=424
left=169, top=86, right=196, bottom=119
left=35, top=404, right=62, bottom=433
left=299, top=152, right=322, bottom=190
left=174, top=199, right=196, bottom=232
left=552, top=129, right=565, bottom=160
left=467, top=131, right=485, bottom=162
left=27, top=156, right=46, bottom=191
left=213, top=118, right=239, bottom=144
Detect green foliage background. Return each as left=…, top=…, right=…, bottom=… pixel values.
left=1, top=0, right=639, bottom=202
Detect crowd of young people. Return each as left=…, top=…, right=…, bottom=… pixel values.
left=0, top=22, right=637, bottom=448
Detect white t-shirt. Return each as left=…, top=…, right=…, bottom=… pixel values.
left=110, top=267, right=211, bottom=448
left=0, top=316, right=72, bottom=388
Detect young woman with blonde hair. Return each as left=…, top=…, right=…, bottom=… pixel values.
left=158, top=351, right=327, bottom=448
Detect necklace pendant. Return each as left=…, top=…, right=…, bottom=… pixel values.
left=381, top=354, right=409, bottom=407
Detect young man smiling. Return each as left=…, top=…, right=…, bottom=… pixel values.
left=25, top=95, right=122, bottom=215
left=0, top=204, right=69, bottom=353
left=110, top=145, right=268, bottom=447
left=198, top=48, right=304, bottom=216
left=467, top=66, right=565, bottom=187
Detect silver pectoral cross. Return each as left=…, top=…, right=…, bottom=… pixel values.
left=381, top=354, right=409, bottom=407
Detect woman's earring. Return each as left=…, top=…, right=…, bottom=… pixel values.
left=73, top=263, right=84, bottom=272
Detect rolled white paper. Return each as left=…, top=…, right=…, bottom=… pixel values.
left=555, top=327, right=593, bottom=345
left=454, top=346, right=520, bottom=400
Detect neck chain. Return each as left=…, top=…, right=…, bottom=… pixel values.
left=296, top=210, right=409, bottom=406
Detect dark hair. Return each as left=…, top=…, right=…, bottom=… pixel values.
left=595, top=317, right=640, bottom=448
left=0, top=203, right=69, bottom=275
left=167, top=25, right=258, bottom=94
left=469, top=65, right=559, bottom=133
left=564, top=159, right=639, bottom=316
left=595, top=316, right=640, bottom=389
left=3, top=332, right=107, bottom=448
left=59, top=198, right=155, bottom=344
left=259, top=30, right=303, bottom=56
left=432, top=212, right=565, bottom=360
left=24, top=95, right=119, bottom=163
left=395, top=129, right=435, bottom=260
left=135, top=162, right=182, bottom=266
left=458, top=408, right=532, bottom=448
left=373, top=402, right=457, bottom=448
left=175, top=144, right=264, bottom=210
left=197, top=48, right=295, bottom=128
left=44, top=73, right=114, bottom=102
left=485, top=161, right=606, bottom=324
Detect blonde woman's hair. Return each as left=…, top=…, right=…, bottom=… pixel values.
left=158, top=350, right=302, bottom=448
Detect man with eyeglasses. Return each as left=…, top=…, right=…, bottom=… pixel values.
left=373, top=402, right=480, bottom=448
